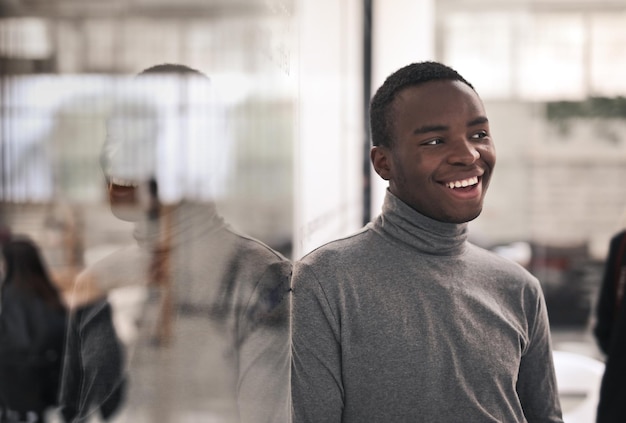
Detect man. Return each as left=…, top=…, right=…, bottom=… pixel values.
left=291, top=61, right=563, bottom=422
left=61, top=64, right=291, bottom=423
left=594, top=228, right=626, bottom=422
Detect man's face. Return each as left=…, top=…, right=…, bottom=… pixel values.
left=101, top=107, right=157, bottom=222
left=371, top=80, right=496, bottom=223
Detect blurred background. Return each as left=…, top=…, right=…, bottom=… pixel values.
left=1, top=0, right=625, bottom=421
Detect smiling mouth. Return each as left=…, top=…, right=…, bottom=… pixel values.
left=108, top=177, right=139, bottom=188
left=444, top=176, right=479, bottom=189
left=107, top=177, right=139, bottom=205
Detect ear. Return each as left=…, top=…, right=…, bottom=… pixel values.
left=370, top=146, right=392, bottom=181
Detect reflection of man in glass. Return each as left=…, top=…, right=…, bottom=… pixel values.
left=61, top=64, right=291, bottom=423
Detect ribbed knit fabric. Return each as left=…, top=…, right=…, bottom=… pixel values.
left=291, top=190, right=563, bottom=423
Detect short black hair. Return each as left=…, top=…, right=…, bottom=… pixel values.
left=137, top=63, right=208, bottom=78
left=100, top=64, right=209, bottom=176
left=369, top=61, right=474, bottom=148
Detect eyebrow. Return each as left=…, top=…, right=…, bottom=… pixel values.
left=412, top=116, right=489, bottom=135
left=468, top=116, right=489, bottom=127
left=413, top=124, right=448, bottom=135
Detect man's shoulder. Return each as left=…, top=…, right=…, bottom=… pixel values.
left=610, top=229, right=626, bottom=248
left=467, top=243, right=540, bottom=286
left=219, top=228, right=292, bottom=287
left=222, top=227, right=290, bottom=264
left=298, top=226, right=374, bottom=266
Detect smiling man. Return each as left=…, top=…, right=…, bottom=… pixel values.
left=291, top=62, right=563, bottom=422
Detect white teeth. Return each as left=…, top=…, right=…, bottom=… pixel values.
left=110, top=178, right=138, bottom=187
left=446, top=176, right=478, bottom=189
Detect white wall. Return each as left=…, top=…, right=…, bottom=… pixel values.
left=292, top=0, right=364, bottom=258
left=369, top=0, right=436, bottom=218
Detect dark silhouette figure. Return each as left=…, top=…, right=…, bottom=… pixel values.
left=594, top=229, right=626, bottom=423
left=0, top=237, right=67, bottom=423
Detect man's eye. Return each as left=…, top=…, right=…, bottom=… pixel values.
left=471, top=131, right=488, bottom=139
left=423, top=138, right=443, bottom=145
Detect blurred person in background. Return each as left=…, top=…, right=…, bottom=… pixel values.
left=0, top=236, right=67, bottom=423
left=291, top=61, right=563, bottom=423
left=593, top=228, right=626, bottom=422
left=60, top=64, right=291, bottom=423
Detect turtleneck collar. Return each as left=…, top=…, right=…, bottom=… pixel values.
left=133, top=201, right=227, bottom=250
left=373, top=190, right=469, bottom=256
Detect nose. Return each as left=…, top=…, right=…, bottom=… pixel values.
left=447, top=138, right=480, bottom=166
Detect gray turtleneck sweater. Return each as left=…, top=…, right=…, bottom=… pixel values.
left=291, top=191, right=563, bottom=423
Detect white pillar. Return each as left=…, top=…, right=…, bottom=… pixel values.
left=293, top=0, right=364, bottom=258
left=369, top=0, right=436, bottom=218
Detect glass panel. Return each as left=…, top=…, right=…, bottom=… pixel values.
left=590, top=12, right=626, bottom=96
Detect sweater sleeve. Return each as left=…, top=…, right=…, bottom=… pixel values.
left=291, top=262, right=344, bottom=423
left=237, top=261, right=292, bottom=423
left=516, top=283, right=564, bottom=423
left=59, top=300, right=126, bottom=422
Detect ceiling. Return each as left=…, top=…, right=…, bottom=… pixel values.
left=2, top=0, right=292, bottom=18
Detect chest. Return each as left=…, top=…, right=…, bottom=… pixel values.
left=336, top=261, right=528, bottom=383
